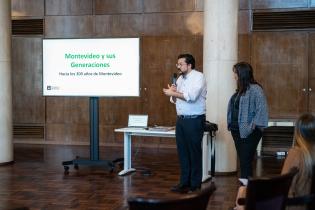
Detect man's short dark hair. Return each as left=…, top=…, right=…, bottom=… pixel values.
left=178, top=54, right=195, bottom=69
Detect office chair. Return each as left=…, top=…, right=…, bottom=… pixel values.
left=128, top=182, right=216, bottom=210
left=286, top=165, right=315, bottom=210
left=237, top=167, right=298, bottom=210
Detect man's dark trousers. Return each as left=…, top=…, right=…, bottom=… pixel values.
left=175, top=115, right=205, bottom=188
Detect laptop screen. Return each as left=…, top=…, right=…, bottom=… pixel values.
left=128, top=115, right=148, bottom=128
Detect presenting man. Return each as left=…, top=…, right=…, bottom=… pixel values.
left=163, top=53, right=207, bottom=193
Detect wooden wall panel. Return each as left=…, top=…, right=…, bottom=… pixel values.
left=239, top=10, right=250, bottom=35
left=45, top=97, right=89, bottom=143
left=45, top=123, right=68, bottom=143
left=238, top=35, right=251, bottom=63
left=252, top=0, right=308, bottom=9
left=252, top=32, right=308, bottom=118
left=99, top=97, right=142, bottom=144
left=46, top=97, right=71, bottom=124
left=100, top=98, right=142, bottom=125
left=11, top=0, right=44, bottom=17
left=239, top=0, right=250, bottom=9
left=309, top=33, right=315, bottom=114
left=45, top=16, right=94, bottom=38
left=144, top=0, right=196, bottom=12
left=12, top=37, right=45, bottom=124
left=95, top=0, right=143, bottom=14
left=45, top=0, right=93, bottom=15
left=239, top=5, right=252, bottom=103
left=95, top=15, right=143, bottom=37
left=46, top=123, right=89, bottom=143
left=46, top=97, right=143, bottom=144
left=143, top=12, right=203, bottom=36
left=99, top=125, right=119, bottom=144
left=68, top=124, right=89, bottom=143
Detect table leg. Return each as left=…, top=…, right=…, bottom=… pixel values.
left=202, top=133, right=211, bottom=182
left=118, top=133, right=136, bottom=175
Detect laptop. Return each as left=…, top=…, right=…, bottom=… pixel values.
left=127, top=114, right=148, bottom=129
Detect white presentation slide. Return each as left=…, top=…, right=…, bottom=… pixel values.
left=43, top=38, right=140, bottom=96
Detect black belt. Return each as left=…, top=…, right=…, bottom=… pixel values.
left=177, top=114, right=204, bottom=119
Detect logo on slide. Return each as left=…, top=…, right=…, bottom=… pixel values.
left=47, top=85, right=59, bottom=90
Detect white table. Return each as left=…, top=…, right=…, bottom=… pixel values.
left=114, top=127, right=215, bottom=182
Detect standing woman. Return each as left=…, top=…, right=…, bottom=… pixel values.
left=227, top=62, right=268, bottom=179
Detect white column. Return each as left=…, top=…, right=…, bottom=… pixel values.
left=203, top=0, right=239, bottom=172
left=0, top=1, right=13, bottom=164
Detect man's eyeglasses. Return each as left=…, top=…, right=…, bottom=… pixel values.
left=175, top=63, right=187, bottom=68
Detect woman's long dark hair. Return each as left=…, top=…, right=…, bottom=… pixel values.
left=233, top=62, right=261, bottom=95
left=295, top=113, right=315, bottom=177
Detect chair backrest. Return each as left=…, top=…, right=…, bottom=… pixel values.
left=128, top=183, right=216, bottom=210
left=244, top=167, right=298, bottom=210
left=308, top=165, right=315, bottom=210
